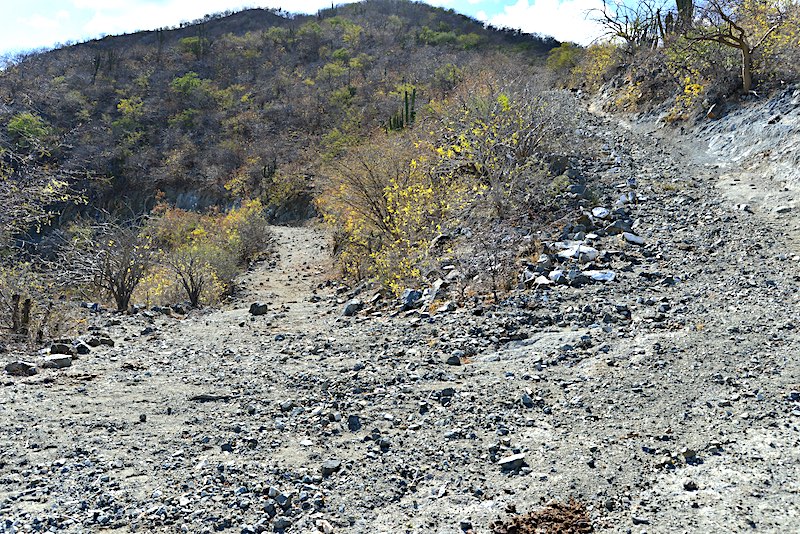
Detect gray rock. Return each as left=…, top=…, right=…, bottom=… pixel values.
left=5, top=361, right=37, bottom=376
left=436, top=301, right=456, bottom=314
left=249, top=302, right=269, bottom=316
left=684, top=478, right=698, bottom=491
left=498, top=453, right=526, bottom=471
left=75, top=343, right=91, bottom=355
left=446, top=355, right=462, bottom=366
left=592, top=207, right=611, bottom=219
left=315, top=519, right=334, bottom=534
left=321, top=459, right=342, bottom=477
left=41, top=355, right=72, bottom=369
left=400, top=289, right=423, bottom=310
left=273, top=516, right=292, bottom=530
left=774, top=205, right=792, bottom=214
left=342, top=299, right=362, bottom=317
left=536, top=254, right=553, bottom=271
left=604, top=219, right=633, bottom=235
left=557, top=244, right=599, bottom=262
left=347, top=415, right=362, bottom=432
left=50, top=343, right=75, bottom=356
left=521, top=394, right=535, bottom=408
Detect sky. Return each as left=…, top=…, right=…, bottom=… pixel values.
left=0, top=0, right=607, bottom=56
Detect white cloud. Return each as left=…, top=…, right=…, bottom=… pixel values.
left=78, top=1, right=363, bottom=36
left=488, top=0, right=606, bottom=45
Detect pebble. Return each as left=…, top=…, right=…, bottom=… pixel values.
left=321, top=459, right=342, bottom=477
left=4, top=361, right=37, bottom=376
left=445, top=354, right=462, bottom=366
left=41, top=355, right=72, bottom=369
left=342, top=299, right=362, bottom=317
left=249, top=302, right=269, bottom=316
left=498, top=453, right=526, bottom=471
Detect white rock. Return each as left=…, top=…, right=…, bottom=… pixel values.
left=622, top=232, right=644, bottom=245
left=557, top=244, right=599, bottom=262
left=584, top=270, right=616, bottom=282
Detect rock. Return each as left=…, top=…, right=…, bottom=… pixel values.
left=622, top=232, right=645, bottom=245
left=774, top=205, right=792, bottom=214
left=632, top=516, right=650, bottom=525
left=75, top=342, right=91, bottom=355
left=5, top=361, right=37, bottom=376
left=557, top=244, right=599, bottom=262
left=521, top=394, right=535, bottom=408
left=584, top=270, right=616, bottom=282
left=548, top=270, right=565, bottom=284
left=445, top=355, right=462, bottom=366
left=604, top=219, right=633, bottom=235
left=615, top=191, right=636, bottom=206
left=50, top=343, right=75, bottom=356
left=400, top=289, right=423, bottom=310
left=536, top=255, right=553, bottom=271
left=566, top=184, right=590, bottom=198
left=436, top=301, right=456, bottom=314
left=347, top=415, right=362, bottom=432
left=566, top=269, right=590, bottom=287
left=249, top=302, right=269, bottom=316
left=41, top=355, right=72, bottom=369
left=424, top=279, right=446, bottom=304
left=273, top=517, right=292, bottom=530
left=445, top=269, right=462, bottom=283
left=684, top=479, right=698, bottom=491
left=534, top=275, right=552, bottom=286
left=342, top=299, right=362, bottom=317
left=321, top=459, right=342, bottom=477
left=498, top=453, right=526, bottom=471
left=592, top=207, right=611, bottom=219
left=315, top=519, right=334, bottom=534
left=459, top=520, right=473, bottom=532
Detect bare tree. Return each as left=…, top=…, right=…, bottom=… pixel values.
left=60, top=217, right=153, bottom=312
left=593, top=0, right=670, bottom=51
left=688, top=0, right=787, bottom=93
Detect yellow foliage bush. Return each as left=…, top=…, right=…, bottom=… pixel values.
left=571, top=44, right=619, bottom=90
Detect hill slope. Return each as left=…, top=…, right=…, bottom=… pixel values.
left=0, top=0, right=556, bottom=219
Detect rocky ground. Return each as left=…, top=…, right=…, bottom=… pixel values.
left=2, top=92, right=799, bottom=534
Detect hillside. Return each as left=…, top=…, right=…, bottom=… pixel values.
left=0, top=1, right=555, bottom=218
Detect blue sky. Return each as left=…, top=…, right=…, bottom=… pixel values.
left=0, top=0, right=606, bottom=56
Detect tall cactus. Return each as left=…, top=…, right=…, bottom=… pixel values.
left=387, top=89, right=417, bottom=132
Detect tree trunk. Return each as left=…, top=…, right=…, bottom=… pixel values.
left=741, top=46, right=753, bottom=93
left=11, top=294, right=20, bottom=333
